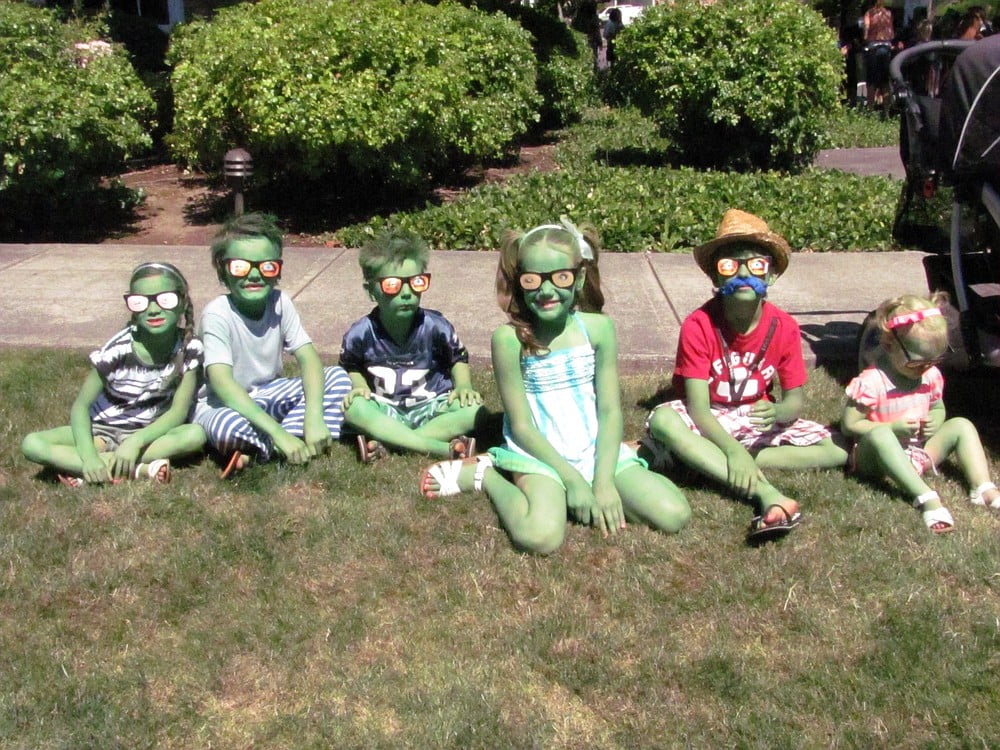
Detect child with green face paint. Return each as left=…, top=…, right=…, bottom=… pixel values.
left=22, top=262, right=206, bottom=485
left=193, top=213, right=352, bottom=474
left=339, top=229, right=483, bottom=462
left=642, top=209, right=848, bottom=544
left=420, top=219, right=690, bottom=554
left=843, top=292, right=999, bottom=534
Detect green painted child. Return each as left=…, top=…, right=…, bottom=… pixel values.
left=339, top=229, right=484, bottom=462
left=22, top=262, right=205, bottom=485
left=843, top=292, right=999, bottom=534
left=194, top=212, right=352, bottom=475
left=643, top=209, right=847, bottom=543
left=420, top=219, right=690, bottom=554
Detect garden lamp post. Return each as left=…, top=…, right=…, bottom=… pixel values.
left=223, top=148, right=253, bottom=216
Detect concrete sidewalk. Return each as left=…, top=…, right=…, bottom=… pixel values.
left=0, top=146, right=919, bottom=371
left=0, top=243, right=931, bottom=372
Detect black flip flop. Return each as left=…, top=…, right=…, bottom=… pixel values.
left=747, top=504, right=802, bottom=545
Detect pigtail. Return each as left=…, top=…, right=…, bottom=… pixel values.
left=173, top=293, right=196, bottom=377
left=575, top=223, right=604, bottom=313
left=496, top=229, right=545, bottom=355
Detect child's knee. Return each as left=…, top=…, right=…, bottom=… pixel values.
left=647, top=406, right=681, bottom=440
left=21, top=432, right=45, bottom=461
left=860, top=423, right=897, bottom=449
left=511, top=522, right=565, bottom=555
left=652, top=497, right=691, bottom=534
left=175, top=423, right=207, bottom=451
left=946, top=416, right=977, bottom=436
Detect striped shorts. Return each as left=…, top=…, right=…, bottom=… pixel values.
left=195, top=366, right=352, bottom=460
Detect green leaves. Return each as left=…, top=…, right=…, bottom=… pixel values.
left=168, top=0, right=541, bottom=193
left=337, top=107, right=898, bottom=253
left=609, top=0, right=841, bottom=172
left=0, top=3, right=154, bottom=233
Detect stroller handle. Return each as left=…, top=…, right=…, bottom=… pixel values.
left=890, top=40, right=976, bottom=87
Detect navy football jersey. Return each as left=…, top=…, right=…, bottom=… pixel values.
left=338, top=308, right=469, bottom=408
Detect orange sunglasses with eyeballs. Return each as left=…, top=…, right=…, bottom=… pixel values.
left=376, top=274, right=431, bottom=295
left=225, top=258, right=283, bottom=279
left=124, top=291, right=180, bottom=313
left=716, top=256, right=770, bottom=278
left=517, top=267, right=580, bottom=291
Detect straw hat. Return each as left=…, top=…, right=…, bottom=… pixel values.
left=693, top=209, right=791, bottom=278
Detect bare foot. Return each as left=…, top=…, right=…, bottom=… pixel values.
left=762, top=497, right=799, bottom=526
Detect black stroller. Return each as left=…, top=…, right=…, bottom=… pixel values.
left=860, top=36, right=1000, bottom=369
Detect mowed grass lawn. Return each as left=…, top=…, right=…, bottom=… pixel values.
left=3, top=348, right=1000, bottom=748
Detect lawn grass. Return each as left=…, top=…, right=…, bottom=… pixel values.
left=3, top=349, right=1000, bottom=747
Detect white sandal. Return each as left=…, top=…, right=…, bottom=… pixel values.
left=136, top=459, right=171, bottom=484
left=969, top=482, right=1000, bottom=509
left=914, top=491, right=954, bottom=534
left=420, top=455, right=492, bottom=499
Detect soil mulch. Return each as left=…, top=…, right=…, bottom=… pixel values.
left=103, top=142, right=558, bottom=247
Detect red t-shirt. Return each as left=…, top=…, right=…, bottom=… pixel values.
left=672, top=298, right=807, bottom=406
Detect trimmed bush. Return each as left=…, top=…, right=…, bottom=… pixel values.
left=0, top=3, right=154, bottom=234
left=337, top=165, right=896, bottom=252
left=168, top=0, right=541, bottom=191
left=611, top=0, right=842, bottom=171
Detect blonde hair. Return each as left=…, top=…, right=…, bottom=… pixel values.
left=876, top=291, right=950, bottom=356
left=495, top=222, right=604, bottom=355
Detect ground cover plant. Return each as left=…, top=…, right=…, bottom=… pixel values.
left=337, top=106, right=899, bottom=252
left=4, top=349, right=1000, bottom=746
left=820, top=106, right=898, bottom=150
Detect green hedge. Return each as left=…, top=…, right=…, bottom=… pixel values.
left=168, top=0, right=541, bottom=191
left=336, top=106, right=897, bottom=252
left=337, top=165, right=896, bottom=252
left=611, top=0, right=842, bottom=171
left=0, top=3, right=154, bottom=233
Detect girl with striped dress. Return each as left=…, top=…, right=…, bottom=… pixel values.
left=22, top=262, right=205, bottom=485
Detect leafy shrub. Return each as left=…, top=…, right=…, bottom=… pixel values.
left=0, top=3, right=154, bottom=235
left=168, top=0, right=541, bottom=192
left=610, top=0, right=842, bottom=171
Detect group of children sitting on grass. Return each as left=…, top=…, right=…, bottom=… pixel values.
left=21, top=209, right=1000, bottom=551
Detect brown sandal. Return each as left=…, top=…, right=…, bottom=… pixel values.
left=356, top=435, right=388, bottom=464
left=448, top=436, right=476, bottom=460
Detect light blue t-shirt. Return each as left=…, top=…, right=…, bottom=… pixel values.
left=197, top=289, right=312, bottom=408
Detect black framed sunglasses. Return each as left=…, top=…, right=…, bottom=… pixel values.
left=376, top=274, right=431, bottom=296
left=124, top=291, right=180, bottom=313
left=891, top=328, right=945, bottom=371
left=517, top=267, right=580, bottom=291
left=225, top=258, right=283, bottom=279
